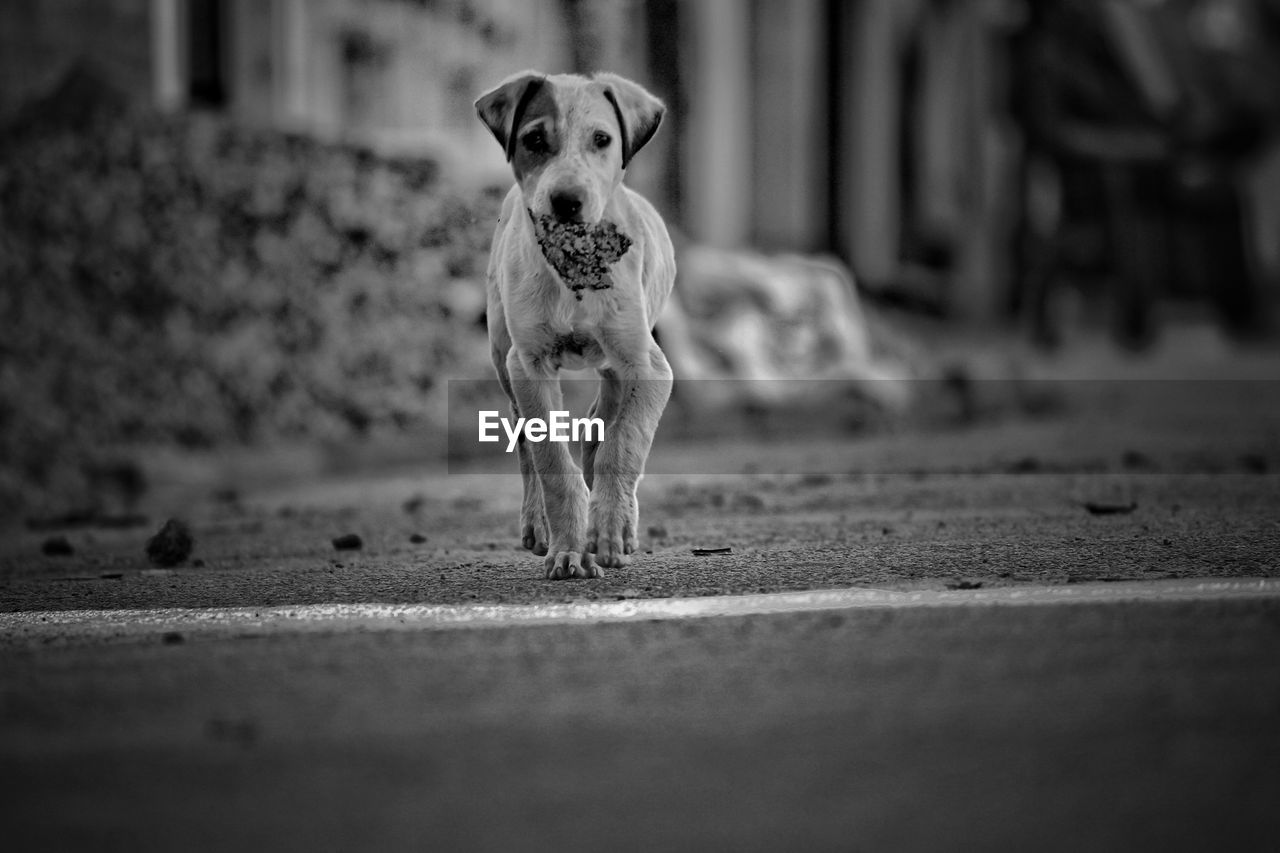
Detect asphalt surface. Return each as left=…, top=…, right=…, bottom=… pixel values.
left=4, top=593, right=1280, bottom=851
left=3, top=348, right=1279, bottom=850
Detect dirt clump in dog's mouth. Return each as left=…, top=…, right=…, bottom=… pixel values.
left=531, top=212, right=632, bottom=298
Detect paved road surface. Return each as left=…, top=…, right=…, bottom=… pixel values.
left=4, top=585, right=1280, bottom=851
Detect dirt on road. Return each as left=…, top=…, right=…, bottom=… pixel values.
left=2, top=372, right=1277, bottom=613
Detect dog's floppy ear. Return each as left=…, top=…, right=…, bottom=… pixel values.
left=594, top=73, right=664, bottom=169
left=475, top=71, right=546, bottom=161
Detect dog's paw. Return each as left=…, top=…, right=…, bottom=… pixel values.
left=544, top=549, right=600, bottom=580
left=520, top=522, right=549, bottom=556
left=587, top=501, right=637, bottom=569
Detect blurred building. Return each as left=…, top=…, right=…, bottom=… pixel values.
left=4, top=0, right=1277, bottom=330
left=2, top=1, right=575, bottom=173
left=680, top=0, right=1020, bottom=323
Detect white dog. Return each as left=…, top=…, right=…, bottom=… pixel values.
left=475, top=71, right=675, bottom=579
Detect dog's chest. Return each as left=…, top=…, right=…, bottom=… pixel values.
left=545, top=330, right=605, bottom=371
left=532, top=285, right=612, bottom=370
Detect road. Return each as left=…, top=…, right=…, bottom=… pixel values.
left=4, top=586, right=1280, bottom=851
left=2, top=351, right=1279, bottom=851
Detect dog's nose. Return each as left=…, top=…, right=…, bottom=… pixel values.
left=550, top=190, right=584, bottom=222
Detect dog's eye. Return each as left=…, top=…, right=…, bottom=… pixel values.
left=522, top=130, right=548, bottom=154
left=593, top=131, right=612, bottom=149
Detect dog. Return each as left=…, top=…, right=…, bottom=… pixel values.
left=475, top=71, right=675, bottom=580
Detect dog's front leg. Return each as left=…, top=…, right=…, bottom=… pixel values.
left=588, top=343, right=673, bottom=568
left=506, top=349, right=596, bottom=579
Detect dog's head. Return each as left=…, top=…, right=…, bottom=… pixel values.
left=475, top=71, right=664, bottom=225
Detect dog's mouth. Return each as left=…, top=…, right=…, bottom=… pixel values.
left=529, top=209, right=632, bottom=299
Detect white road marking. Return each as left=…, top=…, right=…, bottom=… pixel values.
left=2, top=578, right=1279, bottom=644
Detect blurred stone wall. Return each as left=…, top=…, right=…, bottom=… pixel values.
left=0, top=92, right=500, bottom=515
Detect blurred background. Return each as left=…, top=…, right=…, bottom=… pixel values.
left=2, top=0, right=1280, bottom=515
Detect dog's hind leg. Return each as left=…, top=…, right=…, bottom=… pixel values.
left=580, top=377, right=618, bottom=491
left=491, top=337, right=549, bottom=556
